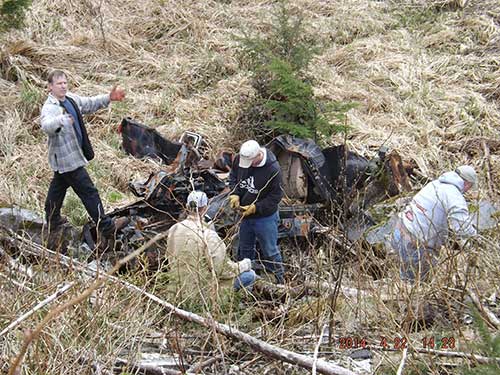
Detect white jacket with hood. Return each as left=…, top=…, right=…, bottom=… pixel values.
left=400, top=171, right=476, bottom=249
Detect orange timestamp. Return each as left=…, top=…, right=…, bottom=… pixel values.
left=379, top=336, right=457, bottom=350
left=338, top=337, right=368, bottom=349
left=379, top=336, right=408, bottom=350
left=421, top=336, right=456, bottom=349
left=338, top=336, right=409, bottom=350
left=337, top=336, right=457, bottom=350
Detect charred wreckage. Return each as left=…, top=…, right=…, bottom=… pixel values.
left=75, top=118, right=412, bottom=268
left=0, top=117, right=413, bottom=271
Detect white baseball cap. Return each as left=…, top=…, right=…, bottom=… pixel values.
left=455, top=165, right=477, bottom=188
left=187, top=190, right=208, bottom=208
left=239, top=140, right=261, bottom=168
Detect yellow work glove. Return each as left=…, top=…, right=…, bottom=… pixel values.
left=229, top=194, right=240, bottom=209
left=240, top=204, right=256, bottom=217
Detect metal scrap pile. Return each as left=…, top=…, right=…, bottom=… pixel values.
left=77, top=117, right=415, bottom=269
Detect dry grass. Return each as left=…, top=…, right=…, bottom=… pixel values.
left=1, top=0, right=499, bottom=373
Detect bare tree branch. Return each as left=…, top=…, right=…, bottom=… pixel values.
left=5, top=231, right=356, bottom=375
left=468, top=287, right=500, bottom=330
left=0, top=282, right=75, bottom=336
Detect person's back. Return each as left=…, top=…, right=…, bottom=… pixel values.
left=166, top=216, right=219, bottom=301
left=401, top=171, right=476, bottom=249
left=393, top=166, right=477, bottom=282
left=165, top=191, right=256, bottom=304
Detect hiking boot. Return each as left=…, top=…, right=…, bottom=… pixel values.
left=96, top=217, right=129, bottom=252
left=48, top=216, right=69, bottom=229
left=113, top=216, right=130, bottom=233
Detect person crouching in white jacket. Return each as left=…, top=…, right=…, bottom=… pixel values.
left=166, top=191, right=256, bottom=303
left=391, top=165, right=477, bottom=282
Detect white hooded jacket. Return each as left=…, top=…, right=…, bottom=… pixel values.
left=400, top=171, right=476, bottom=249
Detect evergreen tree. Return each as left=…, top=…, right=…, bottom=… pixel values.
left=238, top=0, right=353, bottom=144
left=264, top=59, right=352, bottom=141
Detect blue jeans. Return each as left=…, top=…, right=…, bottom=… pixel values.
left=391, top=223, right=436, bottom=283
left=233, top=270, right=258, bottom=291
left=238, top=211, right=285, bottom=283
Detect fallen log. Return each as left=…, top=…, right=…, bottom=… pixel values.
left=187, top=355, right=223, bottom=373
left=104, top=281, right=356, bottom=375
left=0, top=272, right=36, bottom=293
left=0, top=246, right=34, bottom=278
left=4, top=231, right=356, bottom=375
left=312, top=324, right=328, bottom=375
left=396, top=347, right=408, bottom=375
left=115, top=357, right=187, bottom=375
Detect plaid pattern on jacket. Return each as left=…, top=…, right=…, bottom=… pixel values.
left=40, top=92, right=110, bottom=173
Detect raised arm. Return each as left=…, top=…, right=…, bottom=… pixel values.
left=70, top=85, right=125, bottom=115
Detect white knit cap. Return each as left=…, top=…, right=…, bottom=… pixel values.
left=455, top=165, right=477, bottom=188
left=239, top=140, right=261, bottom=168
left=187, top=190, right=208, bottom=208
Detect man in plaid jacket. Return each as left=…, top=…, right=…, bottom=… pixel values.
left=41, top=69, right=127, bottom=237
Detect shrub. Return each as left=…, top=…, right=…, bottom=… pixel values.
left=237, top=0, right=353, bottom=144
left=0, top=0, right=32, bottom=31
left=461, top=308, right=500, bottom=374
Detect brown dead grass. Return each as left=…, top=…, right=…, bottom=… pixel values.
left=0, top=0, right=499, bottom=373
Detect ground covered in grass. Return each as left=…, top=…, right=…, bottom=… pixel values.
left=0, top=0, right=499, bottom=373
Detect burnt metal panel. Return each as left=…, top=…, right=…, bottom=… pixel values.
left=119, top=117, right=182, bottom=164
left=268, top=135, right=326, bottom=167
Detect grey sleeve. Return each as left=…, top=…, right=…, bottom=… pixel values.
left=448, top=199, right=477, bottom=239
left=70, top=93, right=111, bottom=115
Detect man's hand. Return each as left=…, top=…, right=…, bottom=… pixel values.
left=238, top=258, right=252, bottom=273
left=110, top=86, right=125, bottom=101
left=240, top=204, right=256, bottom=217
left=229, top=195, right=240, bottom=209
left=62, top=114, right=74, bottom=126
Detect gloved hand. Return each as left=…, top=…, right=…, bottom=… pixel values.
left=238, top=258, right=252, bottom=273
left=240, top=204, right=256, bottom=217
left=229, top=194, right=240, bottom=209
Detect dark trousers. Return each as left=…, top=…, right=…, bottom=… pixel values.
left=44, top=167, right=114, bottom=235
